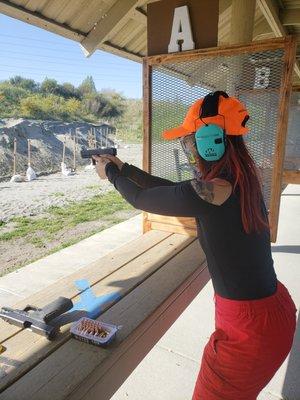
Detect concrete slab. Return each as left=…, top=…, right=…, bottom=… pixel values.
left=109, top=344, right=199, bottom=400
left=0, top=214, right=143, bottom=306
left=111, top=184, right=300, bottom=400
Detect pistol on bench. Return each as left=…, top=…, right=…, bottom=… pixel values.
left=0, top=297, right=73, bottom=340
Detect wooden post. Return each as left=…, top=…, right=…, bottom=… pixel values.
left=228, top=0, right=256, bottom=93
left=269, top=37, right=297, bottom=242
left=13, top=138, right=17, bottom=175
left=27, top=139, right=31, bottom=167
left=73, top=130, right=77, bottom=171
left=62, top=137, right=66, bottom=164
left=143, top=57, right=152, bottom=234
left=229, top=0, right=256, bottom=44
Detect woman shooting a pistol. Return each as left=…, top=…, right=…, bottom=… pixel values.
left=92, top=91, right=297, bottom=400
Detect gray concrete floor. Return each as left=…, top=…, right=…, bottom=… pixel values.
left=111, top=184, right=300, bottom=400
left=0, top=185, right=299, bottom=400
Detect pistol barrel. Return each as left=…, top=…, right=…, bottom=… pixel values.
left=81, top=148, right=117, bottom=159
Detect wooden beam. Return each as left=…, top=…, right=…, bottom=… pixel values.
left=257, top=0, right=283, bottom=35
left=132, top=7, right=147, bottom=25
left=230, top=0, right=256, bottom=44
left=146, top=37, right=293, bottom=66
left=80, top=0, right=140, bottom=57
left=269, top=37, right=297, bottom=242
left=0, top=0, right=85, bottom=42
left=99, top=41, right=143, bottom=63
left=253, top=17, right=273, bottom=38
left=219, top=0, right=232, bottom=15
left=280, top=9, right=300, bottom=26
left=283, top=170, right=300, bottom=184
left=257, top=0, right=300, bottom=79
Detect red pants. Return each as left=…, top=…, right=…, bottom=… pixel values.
left=192, top=280, right=297, bottom=400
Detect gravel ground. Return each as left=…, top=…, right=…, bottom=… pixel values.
left=0, top=144, right=142, bottom=222
left=0, top=144, right=142, bottom=274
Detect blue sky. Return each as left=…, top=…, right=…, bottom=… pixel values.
left=0, top=14, right=142, bottom=98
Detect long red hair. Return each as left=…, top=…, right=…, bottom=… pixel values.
left=197, top=135, right=269, bottom=234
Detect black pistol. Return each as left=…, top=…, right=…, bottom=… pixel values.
left=81, top=148, right=117, bottom=165
left=0, top=297, right=73, bottom=340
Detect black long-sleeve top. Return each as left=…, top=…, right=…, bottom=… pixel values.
left=105, top=162, right=278, bottom=300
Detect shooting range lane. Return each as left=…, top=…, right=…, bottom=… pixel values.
left=0, top=230, right=172, bottom=384
left=0, top=230, right=169, bottom=342
left=2, top=239, right=207, bottom=400
left=0, top=230, right=207, bottom=399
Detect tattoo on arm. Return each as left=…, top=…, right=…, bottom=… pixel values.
left=191, top=180, right=215, bottom=203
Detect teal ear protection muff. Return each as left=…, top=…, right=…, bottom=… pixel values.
left=195, top=91, right=229, bottom=162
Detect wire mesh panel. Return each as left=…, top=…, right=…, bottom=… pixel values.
left=144, top=38, right=296, bottom=241
left=285, top=89, right=300, bottom=170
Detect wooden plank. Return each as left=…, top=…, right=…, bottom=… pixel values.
left=269, top=37, right=297, bottom=242
left=80, top=0, right=140, bottom=56
left=257, top=0, right=284, bottom=36
left=230, top=0, right=256, bottom=44
left=150, top=221, right=197, bottom=237
left=2, top=241, right=207, bottom=400
left=142, top=56, right=152, bottom=233
left=282, top=169, right=300, bottom=184
left=116, top=20, right=143, bottom=48
left=280, top=9, right=300, bottom=26
left=98, top=41, right=143, bottom=62
left=146, top=37, right=291, bottom=66
left=0, top=234, right=194, bottom=392
left=147, top=213, right=196, bottom=229
left=69, top=249, right=209, bottom=400
left=219, top=0, right=232, bottom=15
left=67, top=0, right=111, bottom=33
left=142, top=58, right=151, bottom=173
left=98, top=41, right=142, bottom=62
left=130, top=30, right=147, bottom=53
left=0, top=0, right=85, bottom=42
left=0, top=230, right=170, bottom=343
left=253, top=17, right=273, bottom=39
left=131, top=7, right=147, bottom=25
left=257, top=0, right=300, bottom=79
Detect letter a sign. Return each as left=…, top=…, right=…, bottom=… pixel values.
left=147, top=0, right=218, bottom=56
left=168, top=6, right=195, bottom=53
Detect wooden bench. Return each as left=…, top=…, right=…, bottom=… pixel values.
left=0, top=230, right=209, bottom=400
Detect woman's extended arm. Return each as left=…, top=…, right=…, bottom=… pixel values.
left=105, top=162, right=212, bottom=217
left=120, top=163, right=179, bottom=188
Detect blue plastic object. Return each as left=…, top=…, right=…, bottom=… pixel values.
left=70, top=279, right=121, bottom=319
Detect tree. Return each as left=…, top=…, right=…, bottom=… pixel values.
left=78, top=76, right=97, bottom=96
left=60, top=82, right=81, bottom=99
left=0, top=75, right=128, bottom=122
left=9, top=76, right=38, bottom=92
left=99, top=90, right=126, bottom=118
left=41, top=78, right=60, bottom=95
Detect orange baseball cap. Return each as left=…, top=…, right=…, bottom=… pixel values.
left=162, top=94, right=249, bottom=140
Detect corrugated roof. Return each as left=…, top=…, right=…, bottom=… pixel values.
left=0, top=0, right=299, bottom=81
